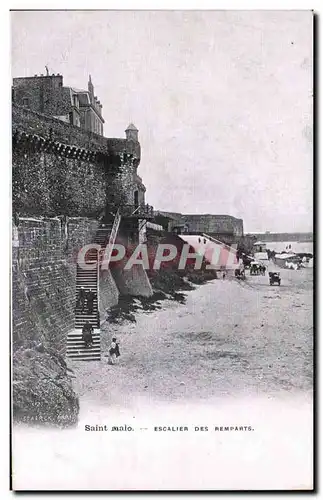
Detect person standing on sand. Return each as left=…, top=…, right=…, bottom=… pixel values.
left=108, top=337, right=120, bottom=365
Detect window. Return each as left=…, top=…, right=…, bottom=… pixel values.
left=22, top=98, right=29, bottom=106
left=73, top=95, right=79, bottom=108
left=134, top=190, right=139, bottom=208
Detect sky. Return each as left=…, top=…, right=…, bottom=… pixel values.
left=11, top=10, right=313, bottom=233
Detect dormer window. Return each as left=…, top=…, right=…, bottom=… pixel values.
left=22, top=98, right=29, bottom=107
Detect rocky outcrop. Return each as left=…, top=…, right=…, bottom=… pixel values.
left=13, top=343, right=79, bottom=427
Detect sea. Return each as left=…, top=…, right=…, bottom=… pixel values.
left=265, top=241, right=313, bottom=255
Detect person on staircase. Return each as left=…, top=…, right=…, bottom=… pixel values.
left=82, top=321, right=94, bottom=348
left=77, top=286, right=86, bottom=314
left=86, top=289, right=96, bottom=315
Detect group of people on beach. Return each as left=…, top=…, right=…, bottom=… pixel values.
left=81, top=320, right=120, bottom=365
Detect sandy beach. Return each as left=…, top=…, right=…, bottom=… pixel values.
left=72, top=263, right=313, bottom=405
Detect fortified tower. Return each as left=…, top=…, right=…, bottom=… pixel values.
left=125, top=123, right=139, bottom=142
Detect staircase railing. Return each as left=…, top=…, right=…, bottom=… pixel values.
left=96, top=209, right=121, bottom=325
left=202, top=233, right=237, bottom=252
left=100, top=208, right=121, bottom=268
left=118, top=204, right=154, bottom=218
left=131, top=205, right=141, bottom=216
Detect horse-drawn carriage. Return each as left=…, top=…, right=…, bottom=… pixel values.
left=250, top=262, right=266, bottom=276
left=269, top=271, right=281, bottom=286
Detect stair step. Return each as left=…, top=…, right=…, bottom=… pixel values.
left=76, top=268, right=98, bottom=271
left=75, top=295, right=98, bottom=298
left=75, top=317, right=98, bottom=321
left=75, top=303, right=98, bottom=306
left=76, top=273, right=97, bottom=285
left=74, top=328, right=99, bottom=331
left=70, top=333, right=100, bottom=337
left=76, top=281, right=97, bottom=285
left=68, top=330, right=100, bottom=335
left=67, top=347, right=101, bottom=352
left=67, top=342, right=100, bottom=348
left=74, top=311, right=98, bottom=314
left=67, top=336, right=100, bottom=342
left=75, top=315, right=98, bottom=318
left=75, top=310, right=98, bottom=314
left=76, top=271, right=98, bottom=274
left=75, top=305, right=98, bottom=308
left=67, top=347, right=101, bottom=354
left=75, top=316, right=98, bottom=328
left=67, top=346, right=100, bottom=351
left=67, top=341, right=100, bottom=347
left=75, top=323, right=99, bottom=327
left=76, top=278, right=97, bottom=280
left=75, top=318, right=98, bottom=322
left=76, top=272, right=98, bottom=275
left=76, top=286, right=97, bottom=289
left=66, top=356, right=101, bottom=361
left=78, top=258, right=97, bottom=271
left=75, top=317, right=98, bottom=320
left=75, top=298, right=98, bottom=301
left=76, top=283, right=97, bottom=286
left=75, top=307, right=98, bottom=310
left=67, top=348, right=100, bottom=353
left=67, top=341, right=100, bottom=346
left=76, top=275, right=98, bottom=278
left=76, top=282, right=97, bottom=285
left=76, top=277, right=98, bottom=280
left=75, top=324, right=99, bottom=328
left=67, top=332, right=100, bottom=337
left=76, top=284, right=97, bottom=287
left=75, top=304, right=97, bottom=307
left=76, top=269, right=98, bottom=272
left=76, top=273, right=98, bottom=276
left=66, top=354, right=101, bottom=360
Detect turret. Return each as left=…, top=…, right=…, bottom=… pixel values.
left=125, top=123, right=138, bottom=142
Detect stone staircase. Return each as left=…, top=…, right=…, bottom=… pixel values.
left=66, top=224, right=113, bottom=362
